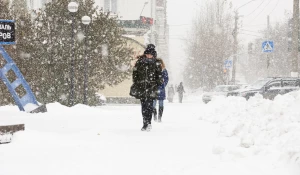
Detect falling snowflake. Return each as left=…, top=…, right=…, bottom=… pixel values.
left=115, top=64, right=130, bottom=72
left=77, top=32, right=85, bottom=42
left=102, top=44, right=108, bottom=57
left=60, top=94, right=67, bottom=101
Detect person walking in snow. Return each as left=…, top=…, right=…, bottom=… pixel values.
left=130, top=44, right=163, bottom=131
left=177, top=82, right=185, bottom=103
left=153, top=59, right=169, bottom=122
left=167, top=85, right=175, bottom=103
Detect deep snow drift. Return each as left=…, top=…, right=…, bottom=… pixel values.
left=0, top=91, right=299, bottom=175
left=201, top=92, right=300, bottom=160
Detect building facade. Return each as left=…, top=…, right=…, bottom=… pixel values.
left=99, top=36, right=146, bottom=100
left=155, top=0, right=169, bottom=67
left=104, top=0, right=118, bottom=13
left=100, top=0, right=169, bottom=61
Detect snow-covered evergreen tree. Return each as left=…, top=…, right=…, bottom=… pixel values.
left=0, top=0, right=13, bottom=105
left=0, top=0, right=133, bottom=107
left=0, top=0, right=37, bottom=105
left=0, top=0, right=10, bottom=19
left=29, top=0, right=132, bottom=106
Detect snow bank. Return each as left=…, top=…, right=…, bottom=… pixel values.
left=200, top=91, right=300, bottom=166
left=24, top=103, right=39, bottom=112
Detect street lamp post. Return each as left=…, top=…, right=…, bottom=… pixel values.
left=68, top=2, right=78, bottom=106
left=232, top=0, right=255, bottom=84
left=81, top=16, right=91, bottom=105
left=140, top=2, right=148, bottom=17
left=150, top=0, right=155, bottom=44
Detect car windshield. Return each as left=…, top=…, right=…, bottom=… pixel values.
left=214, top=86, right=230, bottom=92
left=249, top=79, right=270, bottom=89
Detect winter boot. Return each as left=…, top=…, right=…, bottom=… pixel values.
left=153, top=108, right=157, bottom=122
left=141, top=123, right=148, bottom=131
left=146, top=124, right=152, bottom=131
left=158, top=107, right=164, bottom=122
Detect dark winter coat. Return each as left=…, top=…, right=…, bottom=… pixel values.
left=157, top=69, right=169, bottom=100
left=131, top=56, right=163, bottom=99
left=177, top=84, right=185, bottom=94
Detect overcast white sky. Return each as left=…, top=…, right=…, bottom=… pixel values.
left=167, top=0, right=294, bottom=84
left=167, top=0, right=195, bottom=83
left=231, top=0, right=293, bottom=42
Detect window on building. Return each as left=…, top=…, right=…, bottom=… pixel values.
left=111, top=0, right=117, bottom=13
left=156, top=0, right=164, bottom=7
left=104, top=0, right=110, bottom=12
left=104, top=0, right=118, bottom=14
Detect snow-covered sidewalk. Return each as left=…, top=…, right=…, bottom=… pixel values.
left=0, top=92, right=299, bottom=175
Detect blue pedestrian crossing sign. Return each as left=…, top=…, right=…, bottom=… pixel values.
left=224, top=60, right=232, bottom=69
left=262, top=41, right=274, bottom=52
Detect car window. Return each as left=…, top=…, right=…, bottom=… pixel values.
left=282, top=80, right=297, bottom=87
left=250, top=79, right=271, bottom=89
left=268, top=81, right=281, bottom=89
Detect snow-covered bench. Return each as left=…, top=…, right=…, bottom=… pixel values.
left=0, top=124, right=24, bottom=144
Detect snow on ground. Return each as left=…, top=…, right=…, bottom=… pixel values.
left=0, top=91, right=300, bottom=175
left=200, top=92, right=300, bottom=171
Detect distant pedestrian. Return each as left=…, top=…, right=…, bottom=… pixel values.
left=167, top=85, right=175, bottom=103
left=130, top=44, right=163, bottom=131
left=153, top=59, right=169, bottom=122
left=177, top=82, right=185, bottom=103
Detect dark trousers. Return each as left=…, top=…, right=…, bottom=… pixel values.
left=140, top=99, right=154, bottom=125
left=179, top=93, right=183, bottom=103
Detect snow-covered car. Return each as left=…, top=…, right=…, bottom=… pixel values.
left=202, top=85, right=240, bottom=103
left=227, top=77, right=300, bottom=100
left=237, top=84, right=249, bottom=89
